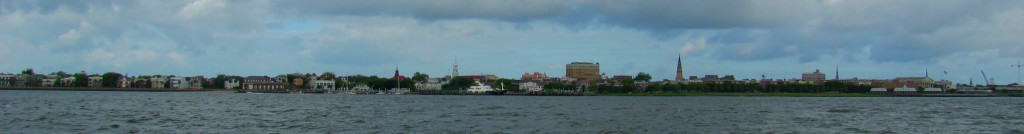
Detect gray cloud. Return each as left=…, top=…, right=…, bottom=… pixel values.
left=3, top=0, right=1024, bottom=82
left=268, top=0, right=1024, bottom=63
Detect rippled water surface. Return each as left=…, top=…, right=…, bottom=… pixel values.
left=2, top=90, right=1023, bottom=133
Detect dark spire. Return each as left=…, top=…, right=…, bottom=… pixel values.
left=394, top=66, right=401, bottom=80
left=675, top=54, right=684, bottom=81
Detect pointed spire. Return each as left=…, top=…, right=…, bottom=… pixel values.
left=394, top=65, right=400, bottom=80
left=835, top=64, right=839, bottom=80
left=675, top=54, right=684, bottom=81
left=452, top=56, right=459, bottom=79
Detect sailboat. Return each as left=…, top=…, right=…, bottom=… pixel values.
left=487, top=83, right=508, bottom=95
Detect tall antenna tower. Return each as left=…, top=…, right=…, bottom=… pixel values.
left=834, top=64, right=839, bottom=80
left=1014, top=61, right=1022, bottom=84
left=925, top=68, right=929, bottom=78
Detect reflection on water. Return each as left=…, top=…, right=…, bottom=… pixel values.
left=1, top=90, right=1023, bottom=133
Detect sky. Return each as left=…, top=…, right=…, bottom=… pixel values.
left=2, top=0, right=1024, bottom=85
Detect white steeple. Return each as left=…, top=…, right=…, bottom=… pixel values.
left=452, top=56, right=459, bottom=79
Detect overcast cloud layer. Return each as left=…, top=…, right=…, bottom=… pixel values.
left=2, top=0, right=1024, bottom=84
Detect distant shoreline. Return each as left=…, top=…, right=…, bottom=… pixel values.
left=596, top=92, right=893, bottom=97
left=0, top=87, right=235, bottom=92
left=596, top=92, right=1022, bottom=97
left=2, top=88, right=1016, bottom=97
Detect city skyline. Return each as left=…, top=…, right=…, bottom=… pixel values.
left=2, top=0, right=1024, bottom=84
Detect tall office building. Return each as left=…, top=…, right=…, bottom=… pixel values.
left=566, top=62, right=600, bottom=80
left=802, top=69, right=826, bottom=84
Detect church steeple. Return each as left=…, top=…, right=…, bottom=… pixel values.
left=675, top=54, right=683, bottom=81
left=452, top=56, right=459, bottom=79
left=394, top=65, right=401, bottom=80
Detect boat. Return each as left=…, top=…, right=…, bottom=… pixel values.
left=467, top=80, right=495, bottom=94
left=486, top=83, right=507, bottom=95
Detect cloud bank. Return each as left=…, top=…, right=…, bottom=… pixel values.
left=2, top=0, right=1023, bottom=83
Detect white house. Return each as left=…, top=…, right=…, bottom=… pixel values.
left=0, top=73, right=14, bottom=87
left=352, top=84, right=371, bottom=91
left=88, top=76, right=102, bottom=88
left=519, top=81, right=542, bottom=92
left=225, top=79, right=240, bottom=89
left=310, top=79, right=335, bottom=91
left=186, top=76, right=204, bottom=89
left=169, top=77, right=185, bottom=89
left=415, top=78, right=443, bottom=90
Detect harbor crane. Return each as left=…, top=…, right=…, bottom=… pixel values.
left=981, top=70, right=992, bottom=86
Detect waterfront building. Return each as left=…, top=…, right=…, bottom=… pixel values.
left=151, top=76, right=168, bottom=88
left=892, top=85, right=919, bottom=95
left=88, top=76, right=102, bottom=88
left=42, top=78, right=56, bottom=87
left=702, top=75, right=719, bottom=82
left=462, top=75, right=499, bottom=81
left=566, top=62, right=600, bottom=80
left=119, top=77, right=132, bottom=88
left=835, top=78, right=876, bottom=86
left=225, top=79, right=240, bottom=89
left=0, top=73, right=14, bottom=87
left=60, top=77, right=75, bottom=87
left=519, top=81, right=542, bottom=92
left=353, top=84, right=371, bottom=90
left=169, top=77, right=185, bottom=89
left=41, top=75, right=58, bottom=87
left=612, top=75, right=633, bottom=82
left=802, top=69, right=826, bottom=85
left=521, top=72, right=549, bottom=81
left=310, top=79, right=335, bottom=91
left=243, top=76, right=283, bottom=91
left=873, top=77, right=935, bottom=89
left=869, top=88, right=889, bottom=94
left=185, top=76, right=204, bottom=89
left=415, top=78, right=443, bottom=91
left=14, top=74, right=29, bottom=87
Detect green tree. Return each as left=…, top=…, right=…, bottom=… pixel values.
left=442, top=77, right=474, bottom=90
left=50, top=71, right=69, bottom=78
left=321, top=72, right=336, bottom=80
left=412, top=72, right=429, bottom=82
left=73, top=73, right=88, bottom=87
left=634, top=72, right=652, bottom=82
left=646, top=83, right=663, bottom=92
left=621, top=79, right=637, bottom=92
left=494, top=79, right=518, bottom=91
left=21, top=68, right=34, bottom=75
left=207, top=75, right=223, bottom=89
left=544, top=82, right=568, bottom=90
left=20, top=68, right=41, bottom=87
left=663, top=83, right=681, bottom=93
left=101, top=72, right=123, bottom=88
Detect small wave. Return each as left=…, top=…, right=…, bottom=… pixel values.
left=481, top=106, right=504, bottom=110
left=827, top=109, right=856, bottom=113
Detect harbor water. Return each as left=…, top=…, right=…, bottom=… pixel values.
left=1, top=90, right=1023, bottom=133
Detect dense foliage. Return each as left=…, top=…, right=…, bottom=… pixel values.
left=441, top=77, right=474, bottom=90
left=595, top=81, right=872, bottom=93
